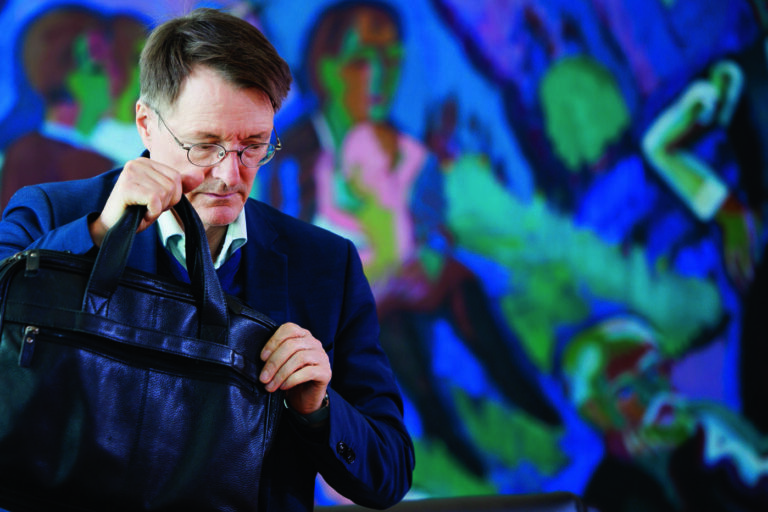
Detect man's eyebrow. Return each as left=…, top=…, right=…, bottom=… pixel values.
left=180, top=128, right=220, bottom=141
left=244, top=130, right=274, bottom=143
left=187, top=129, right=272, bottom=142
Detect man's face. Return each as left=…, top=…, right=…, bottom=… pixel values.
left=138, top=65, right=274, bottom=231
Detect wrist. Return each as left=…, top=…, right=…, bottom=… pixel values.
left=285, top=393, right=330, bottom=427
left=87, top=213, right=109, bottom=247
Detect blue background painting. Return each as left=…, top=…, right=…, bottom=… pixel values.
left=2, top=0, right=768, bottom=510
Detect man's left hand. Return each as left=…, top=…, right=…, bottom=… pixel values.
left=259, top=322, right=331, bottom=414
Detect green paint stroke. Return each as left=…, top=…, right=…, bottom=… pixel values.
left=500, top=264, right=589, bottom=371
left=454, top=388, right=567, bottom=475
left=411, top=440, right=496, bottom=497
left=539, top=56, right=630, bottom=171
left=113, top=39, right=144, bottom=124
left=66, top=35, right=110, bottom=136
left=444, top=154, right=722, bottom=366
left=410, top=386, right=567, bottom=497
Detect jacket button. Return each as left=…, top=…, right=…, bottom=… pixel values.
left=336, top=441, right=356, bottom=464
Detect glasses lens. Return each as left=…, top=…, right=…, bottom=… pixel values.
left=188, top=144, right=225, bottom=166
left=242, top=144, right=276, bottom=167
left=185, top=141, right=280, bottom=167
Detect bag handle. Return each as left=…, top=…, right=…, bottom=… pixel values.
left=84, top=196, right=229, bottom=342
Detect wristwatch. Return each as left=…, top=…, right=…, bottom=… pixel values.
left=284, top=393, right=330, bottom=427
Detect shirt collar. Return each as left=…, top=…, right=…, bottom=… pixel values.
left=157, top=208, right=247, bottom=269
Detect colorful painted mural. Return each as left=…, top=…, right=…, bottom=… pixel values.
left=1, top=0, right=767, bottom=510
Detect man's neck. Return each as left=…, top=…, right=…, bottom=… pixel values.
left=171, top=207, right=227, bottom=261
left=205, top=225, right=227, bottom=261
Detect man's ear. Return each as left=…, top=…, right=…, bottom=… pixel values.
left=135, top=100, right=153, bottom=150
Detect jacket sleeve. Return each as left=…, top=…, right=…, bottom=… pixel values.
left=0, top=185, right=98, bottom=260
left=301, top=239, right=415, bottom=509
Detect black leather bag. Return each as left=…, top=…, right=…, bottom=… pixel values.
left=0, top=197, right=282, bottom=511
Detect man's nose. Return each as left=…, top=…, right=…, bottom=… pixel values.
left=211, top=150, right=241, bottom=185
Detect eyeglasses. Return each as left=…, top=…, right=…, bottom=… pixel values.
left=154, top=110, right=281, bottom=168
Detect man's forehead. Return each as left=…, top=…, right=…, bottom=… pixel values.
left=169, top=65, right=273, bottom=108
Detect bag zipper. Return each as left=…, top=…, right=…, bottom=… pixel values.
left=18, top=325, right=39, bottom=368
left=17, top=325, right=263, bottom=394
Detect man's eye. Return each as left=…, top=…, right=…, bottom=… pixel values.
left=244, top=145, right=268, bottom=155
left=192, top=144, right=221, bottom=153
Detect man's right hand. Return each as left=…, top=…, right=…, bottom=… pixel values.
left=88, top=157, right=205, bottom=246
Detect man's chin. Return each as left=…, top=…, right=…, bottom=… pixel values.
left=194, top=204, right=242, bottom=229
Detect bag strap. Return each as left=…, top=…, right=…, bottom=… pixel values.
left=175, top=196, right=229, bottom=341
left=83, top=197, right=229, bottom=343
left=83, top=204, right=142, bottom=308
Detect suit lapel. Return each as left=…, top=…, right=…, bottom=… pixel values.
left=241, top=204, right=288, bottom=324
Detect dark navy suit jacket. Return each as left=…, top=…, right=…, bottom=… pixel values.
left=0, top=167, right=414, bottom=511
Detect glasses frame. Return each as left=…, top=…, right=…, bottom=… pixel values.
left=154, top=110, right=281, bottom=168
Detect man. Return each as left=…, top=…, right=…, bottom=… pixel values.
left=0, top=7, right=414, bottom=511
